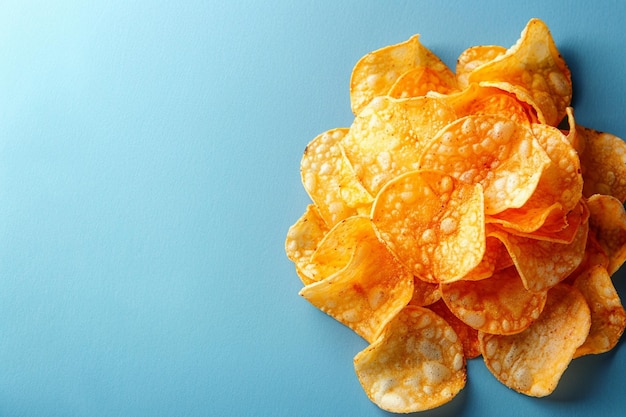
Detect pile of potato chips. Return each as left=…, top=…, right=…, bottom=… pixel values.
left=285, top=18, right=626, bottom=413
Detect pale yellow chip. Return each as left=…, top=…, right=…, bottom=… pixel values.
left=285, top=204, right=330, bottom=285
left=587, top=193, right=626, bottom=274
left=371, top=170, right=485, bottom=283
left=418, top=114, right=551, bottom=215
left=479, top=284, right=591, bottom=397
left=350, top=34, right=456, bottom=115
left=466, top=18, right=572, bottom=126
left=300, top=128, right=373, bottom=226
left=299, top=216, right=414, bottom=343
left=490, top=220, right=588, bottom=292
left=441, top=266, right=547, bottom=335
left=573, top=265, right=626, bottom=358
left=342, top=95, right=457, bottom=195
left=354, top=306, right=466, bottom=413
left=577, top=126, right=626, bottom=202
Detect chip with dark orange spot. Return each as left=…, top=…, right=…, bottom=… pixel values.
left=441, top=266, right=547, bottom=335
left=300, top=128, right=373, bottom=227
left=387, top=66, right=456, bottom=99
left=428, top=299, right=481, bottom=359
left=299, top=216, right=414, bottom=343
left=418, top=114, right=551, bottom=215
left=491, top=220, right=588, bottom=292
left=572, top=265, right=626, bottom=358
left=479, top=283, right=591, bottom=397
left=467, top=18, right=572, bottom=126
left=285, top=204, right=330, bottom=285
left=342, top=95, right=457, bottom=195
left=354, top=305, right=466, bottom=413
left=408, top=277, right=441, bottom=307
left=372, top=170, right=485, bottom=283
left=577, top=126, right=626, bottom=202
left=350, top=34, right=456, bottom=115
left=456, top=45, right=507, bottom=89
left=587, top=194, right=626, bottom=275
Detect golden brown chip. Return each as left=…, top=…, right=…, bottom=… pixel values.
left=491, top=220, right=588, bottom=292
left=388, top=66, right=456, bottom=99
left=354, top=306, right=466, bottom=412
left=466, top=18, right=572, bottom=126
left=408, top=277, right=441, bottom=307
left=285, top=204, right=330, bottom=285
left=577, top=126, right=626, bottom=202
left=342, top=96, right=457, bottom=195
left=418, top=114, right=551, bottom=214
left=428, top=299, right=481, bottom=359
left=479, top=284, right=591, bottom=397
left=573, top=265, right=626, bottom=357
left=300, top=128, right=373, bottom=226
left=371, top=170, right=485, bottom=283
left=586, top=193, right=626, bottom=274
left=299, top=216, right=414, bottom=343
left=441, top=266, right=547, bottom=335
left=456, top=45, right=507, bottom=89
left=350, top=35, right=456, bottom=115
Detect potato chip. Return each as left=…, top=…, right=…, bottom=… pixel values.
left=299, top=216, right=414, bottom=343
left=428, top=300, right=481, bottom=359
left=350, top=35, right=456, bottom=115
left=586, top=194, right=626, bottom=275
left=462, top=235, right=510, bottom=281
left=467, top=18, right=572, bottom=126
left=418, top=114, right=551, bottom=214
left=354, top=306, right=466, bottom=413
left=456, top=45, right=507, bottom=89
left=577, top=126, right=626, bottom=202
left=342, top=95, right=457, bottom=195
left=371, top=170, right=485, bottom=283
left=300, top=128, right=373, bottom=226
left=491, top=220, right=588, bottom=292
left=479, top=284, right=591, bottom=397
left=285, top=204, right=329, bottom=285
left=388, top=66, right=456, bottom=99
left=573, top=265, right=626, bottom=358
left=441, top=266, right=547, bottom=335
left=407, top=277, right=441, bottom=307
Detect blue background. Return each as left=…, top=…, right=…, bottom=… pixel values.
left=0, top=1, right=624, bottom=416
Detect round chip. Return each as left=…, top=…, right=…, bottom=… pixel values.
left=371, top=170, right=485, bottom=283
left=479, top=284, right=591, bottom=397
left=587, top=193, right=626, bottom=274
left=418, top=114, right=551, bottom=214
left=428, top=300, right=481, bottom=359
left=299, top=216, right=414, bottom=343
left=342, top=95, right=457, bottom=195
left=456, top=45, right=507, bottom=89
left=573, top=265, right=626, bottom=358
left=350, top=34, right=456, bottom=115
left=388, top=66, right=456, bottom=99
left=354, top=305, right=466, bottom=413
left=441, top=266, right=547, bottom=335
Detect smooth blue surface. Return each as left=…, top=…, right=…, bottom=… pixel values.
left=0, top=1, right=625, bottom=416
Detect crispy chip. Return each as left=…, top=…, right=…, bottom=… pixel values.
left=342, top=95, right=457, bottom=195
left=491, top=220, right=588, bottom=292
left=408, top=277, right=441, bottom=307
left=372, top=170, right=485, bottom=283
left=467, top=19, right=572, bottom=126
left=354, top=306, right=466, bottom=412
left=301, top=128, right=373, bottom=226
left=441, top=266, right=547, bottom=335
left=428, top=300, right=481, bottom=359
left=388, top=66, right=456, bottom=99
left=299, top=216, right=414, bottom=343
left=350, top=35, right=456, bottom=115
left=479, top=284, right=591, bottom=397
left=573, top=265, right=626, bottom=357
left=587, top=194, right=626, bottom=274
left=285, top=204, right=329, bottom=285
left=418, top=114, right=551, bottom=214
left=456, top=45, right=507, bottom=89
left=577, top=126, right=626, bottom=202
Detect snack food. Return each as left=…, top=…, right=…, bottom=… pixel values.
left=286, top=18, right=626, bottom=413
